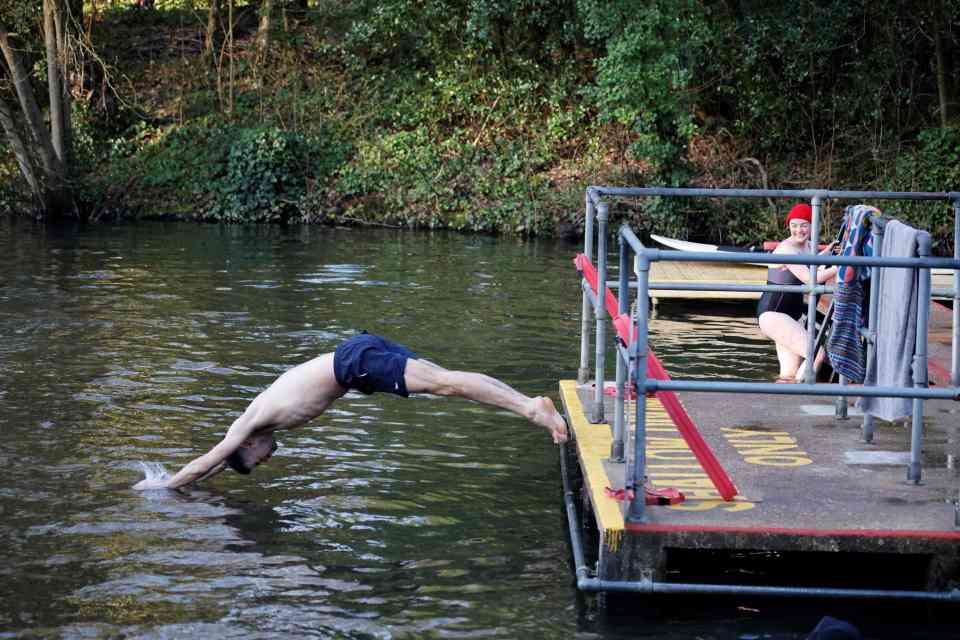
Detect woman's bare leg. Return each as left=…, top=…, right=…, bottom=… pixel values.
left=404, top=359, right=568, bottom=443
left=759, top=312, right=809, bottom=379
left=774, top=343, right=802, bottom=379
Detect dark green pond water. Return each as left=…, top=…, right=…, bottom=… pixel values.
left=0, top=220, right=951, bottom=639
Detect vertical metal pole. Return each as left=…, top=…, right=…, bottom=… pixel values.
left=626, top=253, right=650, bottom=523
left=803, top=196, right=823, bottom=384
left=611, top=233, right=629, bottom=462
left=862, top=217, right=885, bottom=444
left=578, top=194, right=595, bottom=384
left=949, top=198, right=960, bottom=529
left=952, top=199, right=960, bottom=387
left=909, top=233, right=933, bottom=484
left=835, top=374, right=849, bottom=419
left=627, top=261, right=637, bottom=467
left=592, top=202, right=610, bottom=423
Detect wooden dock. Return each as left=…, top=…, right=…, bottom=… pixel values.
left=649, top=261, right=772, bottom=301
left=559, top=378, right=960, bottom=594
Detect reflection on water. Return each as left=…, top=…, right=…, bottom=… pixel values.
left=650, top=303, right=777, bottom=381
left=0, top=220, right=952, bottom=639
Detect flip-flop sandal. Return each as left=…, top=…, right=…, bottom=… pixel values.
left=775, top=377, right=797, bottom=384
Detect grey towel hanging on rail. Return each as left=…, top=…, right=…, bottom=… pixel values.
left=856, top=220, right=920, bottom=421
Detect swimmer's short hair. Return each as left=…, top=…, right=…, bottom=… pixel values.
left=226, top=450, right=253, bottom=474
left=226, top=436, right=278, bottom=475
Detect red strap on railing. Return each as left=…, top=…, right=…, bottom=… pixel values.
left=575, top=253, right=738, bottom=501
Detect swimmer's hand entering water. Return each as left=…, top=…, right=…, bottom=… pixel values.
left=133, top=477, right=169, bottom=490
left=133, top=461, right=173, bottom=490
left=133, top=459, right=229, bottom=490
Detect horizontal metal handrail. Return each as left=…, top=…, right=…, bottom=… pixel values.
left=603, top=280, right=956, bottom=298
left=646, top=379, right=959, bottom=400
left=587, top=185, right=960, bottom=205
left=646, top=248, right=959, bottom=269
left=577, top=577, right=960, bottom=601
left=647, top=282, right=831, bottom=294
left=588, top=279, right=834, bottom=297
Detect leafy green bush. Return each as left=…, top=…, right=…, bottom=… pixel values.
left=209, top=129, right=314, bottom=222
left=328, top=126, right=567, bottom=234
left=101, top=122, right=349, bottom=221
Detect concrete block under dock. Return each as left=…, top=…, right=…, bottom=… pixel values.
left=559, top=379, right=960, bottom=596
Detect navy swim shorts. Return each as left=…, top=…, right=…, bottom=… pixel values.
left=333, top=333, right=418, bottom=397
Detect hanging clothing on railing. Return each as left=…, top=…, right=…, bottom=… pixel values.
left=857, top=220, right=921, bottom=421
left=827, top=204, right=878, bottom=383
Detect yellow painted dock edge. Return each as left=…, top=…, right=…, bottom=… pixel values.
left=559, top=380, right=625, bottom=553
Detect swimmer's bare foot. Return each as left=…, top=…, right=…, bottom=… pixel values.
left=528, top=396, right=568, bottom=444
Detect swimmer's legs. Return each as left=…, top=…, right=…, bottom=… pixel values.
left=404, top=358, right=568, bottom=443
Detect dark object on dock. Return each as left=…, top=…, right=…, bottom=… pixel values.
left=807, top=616, right=861, bottom=640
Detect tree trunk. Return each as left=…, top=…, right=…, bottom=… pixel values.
left=205, top=0, right=221, bottom=56
left=257, top=0, right=273, bottom=62
left=228, top=0, right=234, bottom=112
left=0, top=3, right=76, bottom=217
left=87, top=0, right=96, bottom=42
left=45, top=0, right=67, bottom=163
left=0, top=27, right=62, bottom=182
left=54, top=0, right=74, bottom=162
left=933, top=0, right=952, bottom=127
left=0, top=97, right=42, bottom=199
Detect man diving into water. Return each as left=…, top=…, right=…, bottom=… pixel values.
left=134, top=333, right=568, bottom=490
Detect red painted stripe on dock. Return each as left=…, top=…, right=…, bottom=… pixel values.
left=625, top=522, right=960, bottom=540
left=575, top=253, right=738, bottom=501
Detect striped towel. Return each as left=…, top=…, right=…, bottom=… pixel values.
left=836, top=204, right=877, bottom=285
left=827, top=204, right=877, bottom=382
left=828, top=279, right=865, bottom=382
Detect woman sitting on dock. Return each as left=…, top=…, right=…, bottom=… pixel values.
left=757, top=204, right=838, bottom=382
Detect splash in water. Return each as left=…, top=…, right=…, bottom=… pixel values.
left=137, top=461, right=171, bottom=484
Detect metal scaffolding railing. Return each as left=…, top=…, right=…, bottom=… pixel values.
left=578, top=186, right=960, bottom=524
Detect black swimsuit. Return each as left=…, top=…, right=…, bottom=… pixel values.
left=756, top=267, right=805, bottom=321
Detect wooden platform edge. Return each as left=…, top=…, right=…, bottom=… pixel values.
left=559, top=380, right=625, bottom=552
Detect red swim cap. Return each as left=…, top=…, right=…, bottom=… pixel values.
left=785, top=203, right=812, bottom=228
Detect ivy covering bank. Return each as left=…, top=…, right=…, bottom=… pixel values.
left=2, top=1, right=960, bottom=250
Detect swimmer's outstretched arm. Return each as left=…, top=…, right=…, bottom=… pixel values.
left=134, top=355, right=342, bottom=490
left=134, top=399, right=270, bottom=490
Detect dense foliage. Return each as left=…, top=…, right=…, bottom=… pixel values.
left=1, top=0, right=960, bottom=249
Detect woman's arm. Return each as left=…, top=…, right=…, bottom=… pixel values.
left=785, top=261, right=838, bottom=284
left=776, top=243, right=838, bottom=284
